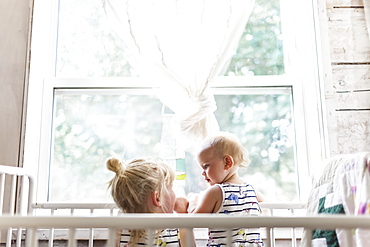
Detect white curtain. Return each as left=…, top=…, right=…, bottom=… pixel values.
left=103, top=0, right=255, bottom=148
left=364, top=0, right=370, bottom=42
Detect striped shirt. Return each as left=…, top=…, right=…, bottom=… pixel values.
left=207, top=183, right=264, bottom=247
left=119, top=228, right=180, bottom=246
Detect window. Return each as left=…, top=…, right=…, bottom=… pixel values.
left=25, top=0, right=326, bottom=202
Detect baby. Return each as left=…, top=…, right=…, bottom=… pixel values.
left=182, top=132, right=265, bottom=246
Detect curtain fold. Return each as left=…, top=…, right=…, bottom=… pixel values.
left=103, top=0, right=255, bottom=147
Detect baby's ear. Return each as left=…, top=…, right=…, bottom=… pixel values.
left=224, top=155, right=234, bottom=169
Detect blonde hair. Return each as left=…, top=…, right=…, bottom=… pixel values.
left=106, top=157, right=175, bottom=245
left=199, top=132, right=251, bottom=167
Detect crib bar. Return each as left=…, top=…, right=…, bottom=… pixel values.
left=265, top=227, right=271, bottom=247
left=68, top=228, right=76, bottom=247
left=88, top=208, right=94, bottom=247
left=269, top=208, right=275, bottom=247
left=48, top=228, right=54, bottom=247
left=26, top=175, right=34, bottom=215
left=36, top=202, right=292, bottom=212
left=5, top=175, right=17, bottom=247
left=226, top=229, right=232, bottom=246
left=291, top=228, right=297, bottom=247
left=6, top=228, right=11, bottom=247
left=1, top=215, right=370, bottom=247
left=304, top=228, right=312, bottom=247
left=0, top=165, right=33, bottom=215
left=107, top=228, right=116, bottom=247
left=147, top=228, right=154, bottom=246
left=9, top=175, right=16, bottom=214
left=18, top=176, right=25, bottom=215
left=27, top=228, right=37, bottom=247
left=28, top=202, right=307, bottom=246
left=0, top=165, right=32, bottom=247
left=3, top=215, right=370, bottom=229
left=47, top=208, right=55, bottom=247
left=16, top=228, right=22, bottom=247
left=88, top=228, right=94, bottom=247
left=184, top=228, right=193, bottom=247
left=0, top=173, right=5, bottom=214
left=290, top=208, right=297, bottom=247
left=32, top=202, right=117, bottom=209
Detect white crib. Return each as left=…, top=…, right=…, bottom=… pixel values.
left=2, top=213, right=370, bottom=247
left=2, top=163, right=370, bottom=247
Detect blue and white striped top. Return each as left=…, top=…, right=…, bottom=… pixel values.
left=207, top=183, right=264, bottom=247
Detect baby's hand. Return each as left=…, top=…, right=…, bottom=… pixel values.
left=174, top=197, right=189, bottom=214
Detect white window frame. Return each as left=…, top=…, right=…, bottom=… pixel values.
left=24, top=0, right=329, bottom=203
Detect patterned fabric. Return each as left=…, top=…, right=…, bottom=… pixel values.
left=207, top=183, right=264, bottom=247
left=119, top=228, right=180, bottom=246
left=301, top=152, right=370, bottom=247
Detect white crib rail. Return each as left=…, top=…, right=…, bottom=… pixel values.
left=1, top=214, right=370, bottom=247
left=0, top=165, right=34, bottom=215
left=0, top=165, right=34, bottom=247
left=30, top=201, right=307, bottom=246
left=31, top=201, right=307, bottom=247
left=31, top=201, right=306, bottom=215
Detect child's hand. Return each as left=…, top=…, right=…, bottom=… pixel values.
left=174, top=197, right=189, bottom=213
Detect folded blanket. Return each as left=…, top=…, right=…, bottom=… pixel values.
left=300, top=152, right=370, bottom=247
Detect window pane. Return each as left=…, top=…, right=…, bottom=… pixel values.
left=216, top=92, right=296, bottom=200
left=225, top=0, right=284, bottom=76
left=56, top=0, right=284, bottom=78
left=50, top=88, right=296, bottom=202
left=185, top=89, right=297, bottom=201
left=56, top=0, right=134, bottom=77
left=50, top=91, right=163, bottom=201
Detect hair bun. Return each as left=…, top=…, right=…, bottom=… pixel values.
left=106, top=157, right=124, bottom=174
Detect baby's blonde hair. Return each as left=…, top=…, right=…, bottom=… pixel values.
left=106, top=157, right=175, bottom=245
left=199, top=131, right=251, bottom=168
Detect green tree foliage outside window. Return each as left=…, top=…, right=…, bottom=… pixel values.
left=227, top=0, right=284, bottom=76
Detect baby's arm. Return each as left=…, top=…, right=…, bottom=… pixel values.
left=191, top=185, right=222, bottom=214
left=185, top=193, right=199, bottom=213
left=256, top=190, right=268, bottom=202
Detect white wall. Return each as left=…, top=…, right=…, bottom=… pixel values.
left=0, top=1, right=32, bottom=167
